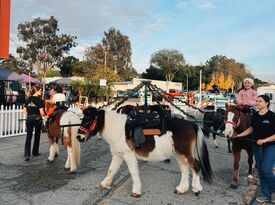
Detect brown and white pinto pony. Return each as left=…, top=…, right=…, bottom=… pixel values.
left=46, top=105, right=82, bottom=174
left=77, top=107, right=213, bottom=197
left=223, top=104, right=254, bottom=188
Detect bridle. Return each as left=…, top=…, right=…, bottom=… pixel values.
left=225, top=111, right=241, bottom=128
left=79, top=117, right=98, bottom=135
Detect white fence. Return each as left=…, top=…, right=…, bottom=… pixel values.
left=0, top=103, right=78, bottom=139
left=0, top=104, right=26, bottom=138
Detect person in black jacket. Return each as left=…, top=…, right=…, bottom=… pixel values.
left=23, top=85, right=45, bottom=161
left=234, top=95, right=275, bottom=203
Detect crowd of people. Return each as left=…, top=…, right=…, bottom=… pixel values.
left=21, top=78, right=274, bottom=203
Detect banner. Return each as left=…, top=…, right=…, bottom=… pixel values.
left=0, top=0, right=11, bottom=59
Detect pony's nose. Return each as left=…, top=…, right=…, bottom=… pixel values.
left=77, top=135, right=85, bottom=142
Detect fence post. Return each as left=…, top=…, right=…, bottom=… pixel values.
left=11, top=104, right=15, bottom=135
left=0, top=105, right=3, bottom=138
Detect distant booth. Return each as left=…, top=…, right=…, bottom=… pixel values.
left=257, top=85, right=275, bottom=112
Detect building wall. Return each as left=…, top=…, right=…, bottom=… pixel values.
left=112, top=78, right=182, bottom=92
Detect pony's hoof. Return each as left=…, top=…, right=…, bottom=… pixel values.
left=247, top=175, right=254, bottom=184
left=130, top=192, right=141, bottom=198
left=47, top=159, right=54, bottom=163
left=215, top=146, right=219, bottom=148
left=230, top=184, right=237, bottom=189
left=69, top=171, right=76, bottom=174
left=228, top=149, right=232, bottom=153
left=55, top=154, right=58, bottom=157
left=195, top=191, right=200, bottom=196
left=99, top=184, right=110, bottom=190
left=64, top=167, right=70, bottom=170
left=174, top=190, right=184, bottom=195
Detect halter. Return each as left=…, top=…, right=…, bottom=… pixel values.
left=79, top=117, right=98, bottom=134
left=225, top=118, right=240, bottom=128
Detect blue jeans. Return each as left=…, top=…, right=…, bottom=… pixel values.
left=253, top=144, right=275, bottom=200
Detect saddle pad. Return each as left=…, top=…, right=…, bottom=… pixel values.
left=143, top=129, right=161, bottom=135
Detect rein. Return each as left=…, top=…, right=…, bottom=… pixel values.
left=225, top=118, right=240, bottom=128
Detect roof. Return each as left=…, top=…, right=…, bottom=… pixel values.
left=113, top=81, right=132, bottom=85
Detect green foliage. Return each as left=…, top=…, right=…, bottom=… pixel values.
left=16, top=16, right=77, bottom=74
left=205, top=55, right=253, bottom=89
left=0, top=54, right=29, bottom=74
left=141, top=65, right=165, bottom=80
left=85, top=27, right=136, bottom=80
left=72, top=61, right=92, bottom=77
left=37, top=70, right=61, bottom=78
left=150, top=49, right=186, bottom=82
left=58, top=56, right=79, bottom=77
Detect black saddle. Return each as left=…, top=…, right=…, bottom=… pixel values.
left=126, top=110, right=169, bottom=148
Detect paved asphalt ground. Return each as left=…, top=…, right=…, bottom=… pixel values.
left=0, top=104, right=262, bottom=205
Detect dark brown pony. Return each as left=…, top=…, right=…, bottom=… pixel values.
left=223, top=104, right=254, bottom=188
left=45, top=102, right=82, bottom=173
left=77, top=107, right=213, bottom=197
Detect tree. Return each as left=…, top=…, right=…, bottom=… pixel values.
left=58, top=56, right=79, bottom=77
left=150, top=49, right=186, bottom=82
left=141, top=65, right=165, bottom=80
left=206, top=72, right=234, bottom=93
left=205, top=55, right=254, bottom=90
left=85, top=27, right=136, bottom=80
left=16, top=16, right=77, bottom=96
left=72, top=61, right=92, bottom=77
left=91, top=64, right=120, bottom=83
left=0, top=54, right=28, bottom=74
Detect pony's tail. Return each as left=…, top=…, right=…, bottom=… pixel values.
left=195, top=126, right=213, bottom=183
left=71, top=125, right=81, bottom=168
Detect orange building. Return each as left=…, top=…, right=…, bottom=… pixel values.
left=0, top=0, right=11, bottom=59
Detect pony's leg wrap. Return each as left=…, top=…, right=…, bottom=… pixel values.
left=175, top=158, right=190, bottom=194
left=101, top=154, right=123, bottom=189
left=64, top=147, right=71, bottom=170
left=123, top=152, right=142, bottom=196
left=48, top=143, right=56, bottom=161
left=191, top=169, right=203, bottom=193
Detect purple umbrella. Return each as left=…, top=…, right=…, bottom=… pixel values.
left=50, top=77, right=72, bottom=85
left=20, top=73, right=41, bottom=84
left=0, top=66, right=22, bottom=81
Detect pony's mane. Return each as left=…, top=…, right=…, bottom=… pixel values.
left=226, top=105, right=240, bottom=112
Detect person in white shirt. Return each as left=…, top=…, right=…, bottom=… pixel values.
left=52, top=85, right=66, bottom=106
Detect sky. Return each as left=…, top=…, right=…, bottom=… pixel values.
left=9, top=0, right=275, bottom=82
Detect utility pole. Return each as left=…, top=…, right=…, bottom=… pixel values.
left=199, top=70, right=202, bottom=102
left=104, top=51, right=107, bottom=70
left=186, top=74, right=189, bottom=92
